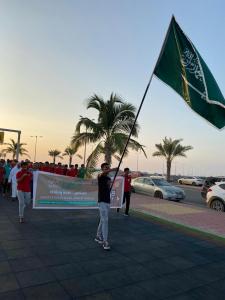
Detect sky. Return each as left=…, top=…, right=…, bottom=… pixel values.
left=1, top=0, right=225, bottom=176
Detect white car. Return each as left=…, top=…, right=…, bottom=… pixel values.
left=178, top=176, right=203, bottom=186
left=206, top=182, right=225, bottom=211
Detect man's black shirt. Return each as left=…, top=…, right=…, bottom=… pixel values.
left=98, top=174, right=111, bottom=203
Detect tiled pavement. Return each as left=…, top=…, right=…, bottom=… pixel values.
left=131, top=193, right=225, bottom=238
left=0, top=195, right=225, bottom=299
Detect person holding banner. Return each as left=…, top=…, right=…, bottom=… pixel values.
left=117, top=167, right=132, bottom=216
left=122, top=168, right=132, bottom=216
left=95, top=163, right=117, bottom=251
left=16, top=162, right=32, bottom=223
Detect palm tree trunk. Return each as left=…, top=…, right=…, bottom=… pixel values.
left=69, top=155, right=72, bottom=166
left=104, top=142, right=112, bottom=165
left=166, top=159, right=171, bottom=182
left=53, top=156, right=56, bottom=164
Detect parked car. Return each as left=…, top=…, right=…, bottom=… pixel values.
left=178, top=176, right=203, bottom=186
left=201, top=177, right=225, bottom=199
left=206, top=182, right=225, bottom=211
left=131, top=176, right=185, bottom=201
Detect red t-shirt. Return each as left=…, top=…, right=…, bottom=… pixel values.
left=42, top=166, right=51, bottom=172
left=66, top=169, right=77, bottom=177
left=124, top=175, right=132, bottom=192
left=49, top=166, right=55, bottom=173
left=16, top=170, right=32, bottom=192
left=54, top=167, right=64, bottom=175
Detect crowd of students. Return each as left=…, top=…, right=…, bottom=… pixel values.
left=0, top=159, right=87, bottom=198
left=0, top=159, right=88, bottom=223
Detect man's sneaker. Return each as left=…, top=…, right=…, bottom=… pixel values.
left=19, top=217, right=24, bottom=224
left=103, top=242, right=111, bottom=250
left=94, top=236, right=103, bottom=244
left=124, top=213, right=129, bottom=217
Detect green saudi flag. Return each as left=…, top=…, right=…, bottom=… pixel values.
left=154, top=16, right=225, bottom=129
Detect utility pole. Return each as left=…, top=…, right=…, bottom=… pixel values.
left=30, top=136, right=43, bottom=162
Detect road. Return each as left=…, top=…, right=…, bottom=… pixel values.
left=174, top=184, right=206, bottom=208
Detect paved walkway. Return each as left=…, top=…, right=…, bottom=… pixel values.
left=0, top=195, right=225, bottom=299
left=131, top=194, right=225, bottom=239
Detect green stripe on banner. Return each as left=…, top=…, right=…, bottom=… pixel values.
left=37, top=200, right=97, bottom=206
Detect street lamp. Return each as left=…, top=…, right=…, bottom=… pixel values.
left=30, top=136, right=43, bottom=162
left=136, top=152, right=139, bottom=172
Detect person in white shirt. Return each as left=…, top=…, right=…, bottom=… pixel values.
left=8, top=162, right=21, bottom=201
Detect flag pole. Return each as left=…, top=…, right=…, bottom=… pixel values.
left=110, top=16, right=174, bottom=189
left=110, top=74, right=153, bottom=189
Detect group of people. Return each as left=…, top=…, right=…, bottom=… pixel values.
left=0, top=158, right=132, bottom=251
left=28, top=161, right=86, bottom=178
left=0, top=159, right=87, bottom=221
left=0, top=159, right=33, bottom=223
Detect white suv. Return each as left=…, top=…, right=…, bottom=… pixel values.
left=206, top=182, right=225, bottom=211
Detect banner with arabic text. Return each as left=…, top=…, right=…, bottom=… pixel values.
left=33, top=171, right=124, bottom=209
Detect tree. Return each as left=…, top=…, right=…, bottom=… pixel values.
left=0, top=150, right=6, bottom=159
left=48, top=149, right=63, bottom=164
left=2, top=139, right=30, bottom=159
left=62, top=146, right=82, bottom=166
left=152, top=137, right=193, bottom=182
left=71, top=93, right=146, bottom=168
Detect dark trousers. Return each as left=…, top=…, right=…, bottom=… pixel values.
left=30, top=180, right=33, bottom=199
left=3, top=179, right=10, bottom=194
left=0, top=182, right=3, bottom=195
left=123, top=192, right=131, bottom=215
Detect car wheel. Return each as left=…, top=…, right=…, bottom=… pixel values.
left=179, top=180, right=182, bottom=184
left=192, top=182, right=196, bottom=186
left=154, top=191, right=163, bottom=199
left=210, top=199, right=225, bottom=212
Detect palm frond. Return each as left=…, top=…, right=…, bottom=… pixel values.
left=86, top=142, right=104, bottom=169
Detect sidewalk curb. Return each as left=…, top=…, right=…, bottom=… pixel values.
left=132, top=208, right=225, bottom=245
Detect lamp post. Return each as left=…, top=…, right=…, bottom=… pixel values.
left=136, top=150, right=139, bottom=172
left=30, top=136, right=43, bottom=162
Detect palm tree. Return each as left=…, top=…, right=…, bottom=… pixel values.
left=2, top=139, right=30, bottom=159
left=152, top=137, right=193, bottom=182
left=71, top=93, right=146, bottom=168
left=0, top=150, right=6, bottom=159
left=48, top=149, right=63, bottom=164
left=62, top=146, right=82, bottom=166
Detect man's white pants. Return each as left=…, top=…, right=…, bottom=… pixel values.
left=97, top=202, right=110, bottom=242
left=11, top=181, right=17, bottom=198
left=17, top=191, right=31, bottom=217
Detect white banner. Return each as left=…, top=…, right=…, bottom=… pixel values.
left=33, top=171, right=124, bottom=209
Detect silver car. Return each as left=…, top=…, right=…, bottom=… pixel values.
left=132, top=176, right=185, bottom=201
